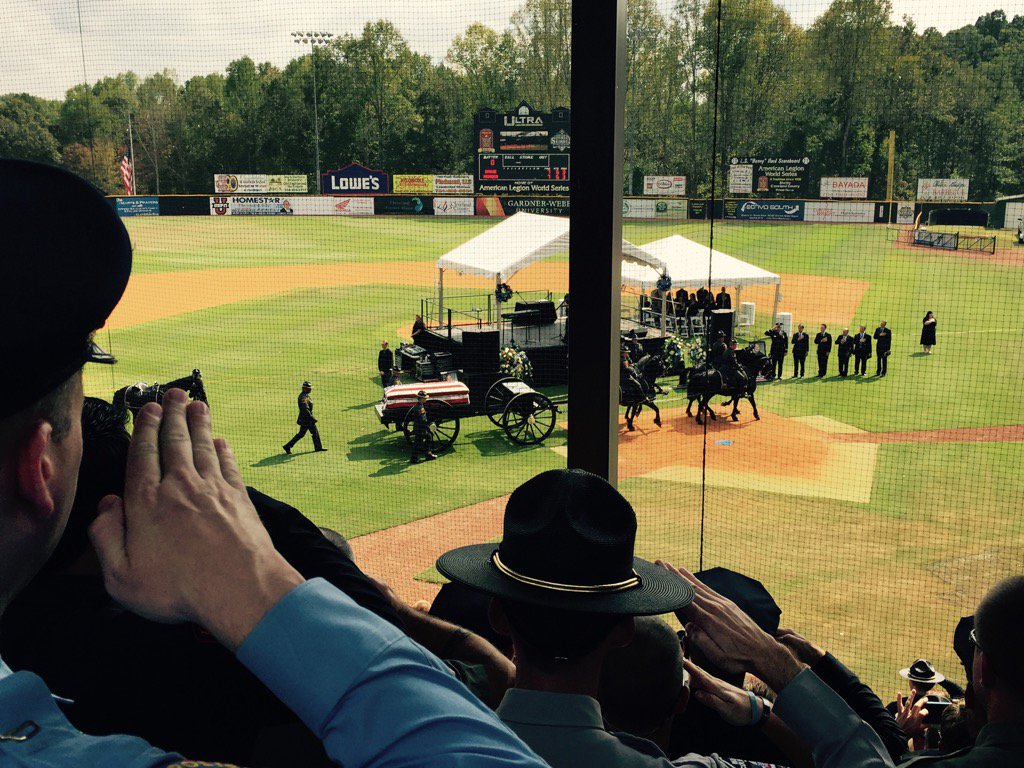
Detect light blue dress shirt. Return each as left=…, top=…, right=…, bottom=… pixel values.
left=0, top=577, right=548, bottom=768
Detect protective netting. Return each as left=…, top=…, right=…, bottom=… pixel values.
left=2, top=0, right=1023, bottom=712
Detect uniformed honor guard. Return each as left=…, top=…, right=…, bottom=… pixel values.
left=710, top=330, right=728, bottom=368
left=410, top=391, right=437, bottom=464
left=874, top=321, right=892, bottom=376
left=378, top=340, right=394, bottom=389
left=853, top=325, right=872, bottom=376
left=835, top=328, right=854, bottom=377
left=814, top=324, right=833, bottom=378
left=791, top=324, right=809, bottom=378
left=765, top=322, right=788, bottom=380
left=283, top=380, right=326, bottom=454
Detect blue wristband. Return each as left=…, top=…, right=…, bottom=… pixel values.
left=747, top=690, right=759, bottom=725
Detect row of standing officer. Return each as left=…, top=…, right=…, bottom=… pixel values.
left=764, top=322, right=892, bottom=378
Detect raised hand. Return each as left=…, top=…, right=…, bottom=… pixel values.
left=89, top=389, right=303, bottom=651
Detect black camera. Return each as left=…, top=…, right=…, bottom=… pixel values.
left=922, top=694, right=953, bottom=725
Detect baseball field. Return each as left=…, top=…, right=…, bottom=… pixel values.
left=84, top=215, right=1024, bottom=696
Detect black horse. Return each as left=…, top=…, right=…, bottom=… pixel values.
left=114, top=369, right=209, bottom=417
left=685, top=347, right=773, bottom=425
left=620, top=355, right=665, bottom=431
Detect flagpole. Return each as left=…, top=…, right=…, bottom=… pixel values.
left=128, top=113, right=137, bottom=195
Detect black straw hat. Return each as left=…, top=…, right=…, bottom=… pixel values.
left=694, top=567, right=781, bottom=634
left=436, top=469, right=694, bottom=615
left=900, top=658, right=945, bottom=685
left=0, top=160, right=130, bottom=419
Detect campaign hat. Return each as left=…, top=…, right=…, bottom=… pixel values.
left=0, top=160, right=130, bottom=418
left=437, top=469, right=694, bottom=615
left=900, top=658, right=946, bottom=685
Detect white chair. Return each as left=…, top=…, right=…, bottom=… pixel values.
left=690, top=315, right=706, bottom=337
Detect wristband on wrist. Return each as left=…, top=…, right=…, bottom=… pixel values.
left=746, top=691, right=773, bottom=727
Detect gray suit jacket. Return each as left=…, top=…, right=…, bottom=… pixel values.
left=497, top=669, right=895, bottom=768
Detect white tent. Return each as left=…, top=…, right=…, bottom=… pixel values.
left=621, top=234, right=782, bottom=324
left=437, top=212, right=661, bottom=279
left=434, top=212, right=664, bottom=324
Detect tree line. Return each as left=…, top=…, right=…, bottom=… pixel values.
left=1, top=0, right=1021, bottom=200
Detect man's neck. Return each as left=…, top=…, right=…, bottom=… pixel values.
left=986, top=694, right=1024, bottom=727
left=513, top=655, right=606, bottom=699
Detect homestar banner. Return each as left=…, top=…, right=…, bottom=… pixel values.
left=917, top=178, right=970, bottom=202
left=819, top=177, right=869, bottom=199
left=322, top=163, right=390, bottom=194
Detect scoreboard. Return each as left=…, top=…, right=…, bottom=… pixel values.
left=474, top=102, right=570, bottom=195
left=478, top=154, right=570, bottom=182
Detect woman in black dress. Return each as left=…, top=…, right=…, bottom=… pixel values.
left=920, top=311, right=937, bottom=354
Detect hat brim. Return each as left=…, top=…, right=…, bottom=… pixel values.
left=899, top=668, right=945, bottom=685
left=436, top=543, right=694, bottom=615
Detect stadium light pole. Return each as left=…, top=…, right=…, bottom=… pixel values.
left=293, top=31, right=334, bottom=193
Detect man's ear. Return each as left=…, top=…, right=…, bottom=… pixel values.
left=975, top=650, right=996, bottom=692
left=14, top=421, right=56, bottom=517
left=489, top=598, right=511, bottom=637
left=608, top=616, right=635, bottom=650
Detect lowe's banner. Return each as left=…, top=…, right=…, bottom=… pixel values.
left=917, top=178, right=969, bottom=202
left=726, top=199, right=805, bottom=221
left=322, top=163, right=390, bottom=194
left=115, top=197, right=160, bottom=217
left=819, top=177, right=869, bottom=199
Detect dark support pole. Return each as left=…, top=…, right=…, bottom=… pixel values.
left=567, top=0, right=627, bottom=483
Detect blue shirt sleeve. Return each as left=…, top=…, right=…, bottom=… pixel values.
left=236, top=578, right=547, bottom=768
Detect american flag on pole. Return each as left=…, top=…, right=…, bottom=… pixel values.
left=119, top=148, right=134, bottom=194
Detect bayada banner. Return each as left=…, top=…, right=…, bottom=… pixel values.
left=819, top=177, right=869, bottom=199
left=322, top=163, right=390, bottom=194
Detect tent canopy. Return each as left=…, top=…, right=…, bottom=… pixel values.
left=620, top=235, right=780, bottom=289
left=437, top=212, right=663, bottom=281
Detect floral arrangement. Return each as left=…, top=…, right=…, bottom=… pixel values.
left=495, top=282, right=513, bottom=303
left=685, top=337, right=706, bottom=367
left=499, top=345, right=534, bottom=381
left=661, top=334, right=685, bottom=370
left=656, top=273, right=673, bottom=293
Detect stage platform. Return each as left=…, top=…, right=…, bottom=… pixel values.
left=414, top=317, right=671, bottom=386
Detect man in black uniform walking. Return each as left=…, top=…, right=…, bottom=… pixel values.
left=873, top=321, right=892, bottom=376
left=283, top=380, right=326, bottom=454
left=791, top=324, right=809, bottom=378
left=853, top=325, right=872, bottom=376
left=410, top=391, right=437, bottom=464
left=378, top=340, right=394, bottom=390
left=835, top=328, right=854, bottom=377
left=814, top=324, right=832, bottom=378
left=765, top=322, right=788, bottom=380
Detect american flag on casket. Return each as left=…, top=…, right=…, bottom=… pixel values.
left=381, top=381, right=471, bottom=414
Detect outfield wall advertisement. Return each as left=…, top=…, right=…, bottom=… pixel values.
left=804, top=201, right=875, bottom=223
left=643, top=176, right=686, bottom=196
left=209, top=196, right=374, bottom=216
left=393, top=174, right=435, bottom=194
left=115, top=197, right=160, bottom=216
left=726, top=199, right=805, bottom=221
left=917, top=178, right=970, bottom=202
left=819, top=177, right=869, bottom=199
left=213, top=174, right=308, bottom=193
left=433, top=197, right=474, bottom=216
left=433, top=175, right=475, bottom=194
left=729, top=156, right=810, bottom=196
left=322, top=163, right=390, bottom=194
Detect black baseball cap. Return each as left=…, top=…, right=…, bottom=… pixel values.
left=0, top=160, right=131, bottom=419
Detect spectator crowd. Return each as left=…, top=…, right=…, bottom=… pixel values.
left=0, top=160, right=1020, bottom=767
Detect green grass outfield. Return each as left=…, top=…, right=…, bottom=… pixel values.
left=84, top=216, right=1024, bottom=695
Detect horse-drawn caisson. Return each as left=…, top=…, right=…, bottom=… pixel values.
left=375, top=377, right=562, bottom=453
